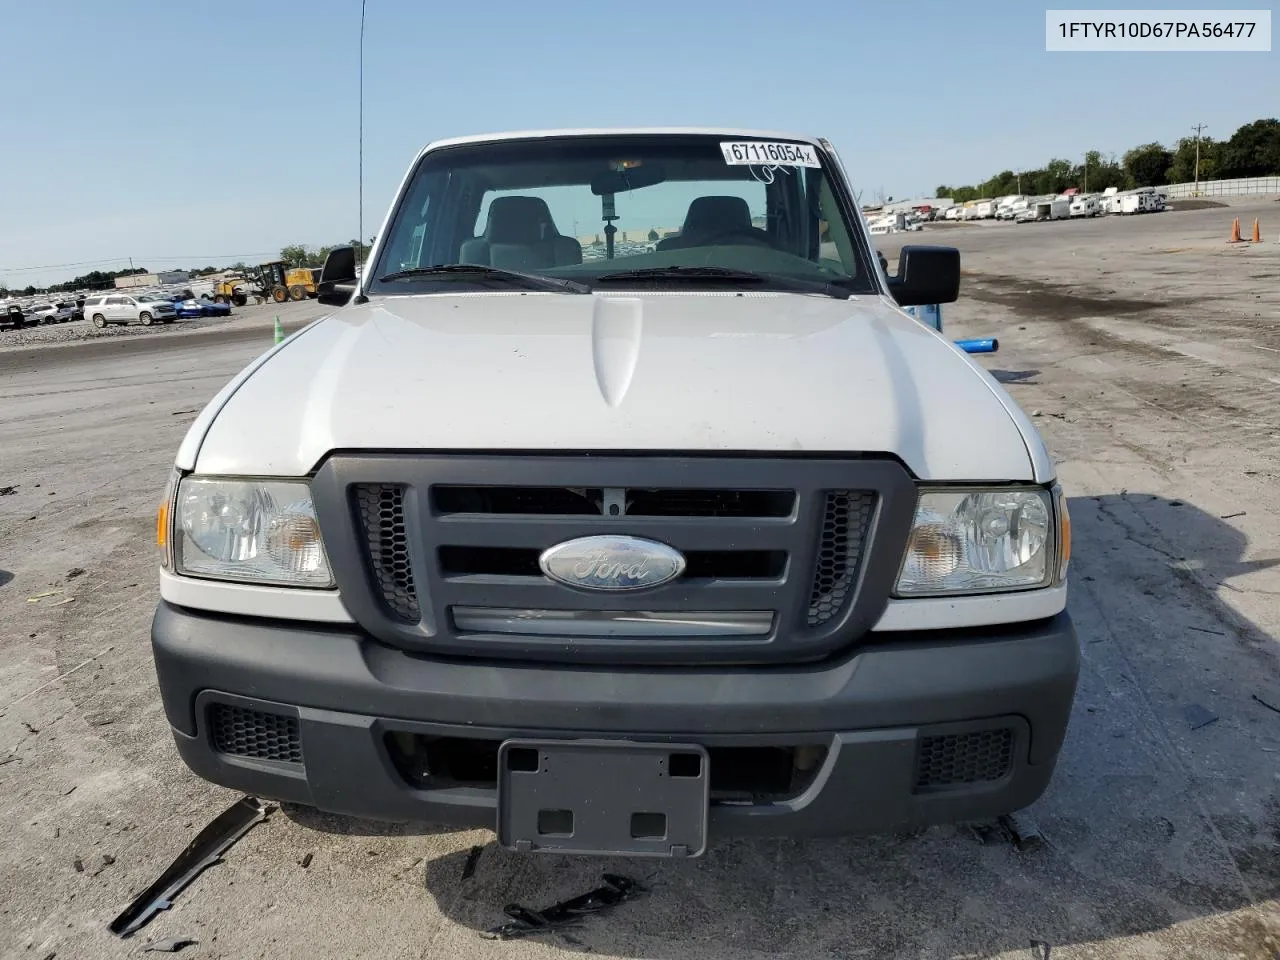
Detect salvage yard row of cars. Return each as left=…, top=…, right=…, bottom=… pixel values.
left=0, top=287, right=232, bottom=332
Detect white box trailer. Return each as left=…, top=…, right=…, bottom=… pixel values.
left=1035, top=197, right=1071, bottom=221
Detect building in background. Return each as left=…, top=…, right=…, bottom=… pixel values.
left=115, top=270, right=189, bottom=289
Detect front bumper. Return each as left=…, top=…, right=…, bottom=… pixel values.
left=152, top=601, right=1079, bottom=841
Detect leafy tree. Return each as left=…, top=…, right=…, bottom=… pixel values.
left=1218, top=118, right=1280, bottom=179
left=280, top=244, right=315, bottom=267
left=1124, top=143, right=1173, bottom=187
left=647, top=228, right=659, bottom=242
left=1074, top=150, right=1128, bottom=191
left=1166, top=136, right=1220, bottom=183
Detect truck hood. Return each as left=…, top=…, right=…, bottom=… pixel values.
left=189, top=291, right=1040, bottom=481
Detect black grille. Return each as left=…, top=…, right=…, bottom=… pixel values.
left=320, top=456, right=917, bottom=666
left=433, top=485, right=795, bottom=518
left=807, top=491, right=876, bottom=626
left=913, top=728, right=1014, bottom=792
left=209, top=703, right=303, bottom=765
left=354, top=484, right=419, bottom=621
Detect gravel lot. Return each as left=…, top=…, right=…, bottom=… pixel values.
left=0, top=300, right=324, bottom=360
left=2, top=205, right=1278, bottom=960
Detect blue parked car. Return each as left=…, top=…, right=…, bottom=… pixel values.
left=175, top=299, right=232, bottom=319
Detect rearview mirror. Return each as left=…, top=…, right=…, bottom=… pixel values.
left=886, top=245, right=960, bottom=306
left=317, top=245, right=358, bottom=307
left=590, top=163, right=667, bottom=196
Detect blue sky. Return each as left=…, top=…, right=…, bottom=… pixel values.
left=1, top=0, right=1275, bottom=288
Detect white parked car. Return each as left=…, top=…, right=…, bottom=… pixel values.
left=151, top=127, right=1077, bottom=859
left=83, top=293, right=177, bottom=327
left=27, top=301, right=77, bottom=324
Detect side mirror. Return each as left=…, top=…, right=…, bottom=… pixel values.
left=316, top=246, right=358, bottom=307
left=886, top=245, right=960, bottom=306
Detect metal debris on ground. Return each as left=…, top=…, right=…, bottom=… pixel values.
left=1252, top=694, right=1280, bottom=715
left=0, top=485, right=17, bottom=496
left=26, top=590, right=62, bottom=603
left=23, top=721, right=38, bottom=734
left=65, top=567, right=86, bottom=580
left=73, top=858, right=84, bottom=873
left=460, top=844, right=484, bottom=881
left=143, top=938, right=198, bottom=953
left=1183, top=703, right=1219, bottom=730
left=999, top=811, right=1047, bottom=851
left=1030, top=939, right=1052, bottom=959
left=108, top=796, right=272, bottom=938
left=299, top=852, right=313, bottom=869
left=481, top=873, right=644, bottom=941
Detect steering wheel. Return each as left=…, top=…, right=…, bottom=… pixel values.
left=692, top=226, right=773, bottom=248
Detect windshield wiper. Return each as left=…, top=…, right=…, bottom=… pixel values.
left=591, top=265, right=850, bottom=299
left=379, top=264, right=590, bottom=294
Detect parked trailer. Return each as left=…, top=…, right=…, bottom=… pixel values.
left=1120, top=193, right=1149, bottom=214
left=1069, top=195, right=1101, bottom=218
left=1034, top=197, right=1071, bottom=221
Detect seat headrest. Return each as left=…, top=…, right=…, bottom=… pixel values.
left=484, top=196, right=560, bottom=245
left=682, top=195, right=752, bottom=236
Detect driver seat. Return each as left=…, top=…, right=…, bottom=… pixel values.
left=459, top=196, right=582, bottom=271
left=657, top=195, right=766, bottom=251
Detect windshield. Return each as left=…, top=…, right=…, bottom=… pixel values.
left=367, top=133, right=877, bottom=296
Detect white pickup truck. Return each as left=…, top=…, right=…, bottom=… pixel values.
left=151, top=128, right=1078, bottom=858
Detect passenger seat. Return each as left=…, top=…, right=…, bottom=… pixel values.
left=459, top=196, right=582, bottom=270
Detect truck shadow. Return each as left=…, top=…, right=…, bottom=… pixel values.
left=331, top=494, right=1280, bottom=957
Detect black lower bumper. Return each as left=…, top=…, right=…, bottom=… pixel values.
left=151, top=601, right=1079, bottom=843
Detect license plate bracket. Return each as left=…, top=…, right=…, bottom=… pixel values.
left=497, top=740, right=709, bottom=858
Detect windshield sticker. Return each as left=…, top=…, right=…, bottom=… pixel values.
left=720, top=141, right=820, bottom=167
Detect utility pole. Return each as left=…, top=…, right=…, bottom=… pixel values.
left=1191, top=122, right=1207, bottom=195
left=1082, top=153, right=1088, bottom=194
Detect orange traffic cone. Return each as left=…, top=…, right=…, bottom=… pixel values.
left=1251, top=218, right=1261, bottom=242
left=1229, top=217, right=1241, bottom=242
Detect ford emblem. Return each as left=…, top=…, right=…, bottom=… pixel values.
left=539, top=535, right=686, bottom=592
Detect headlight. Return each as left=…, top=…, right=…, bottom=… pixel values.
left=175, top=477, right=333, bottom=587
left=895, top=487, right=1055, bottom=596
